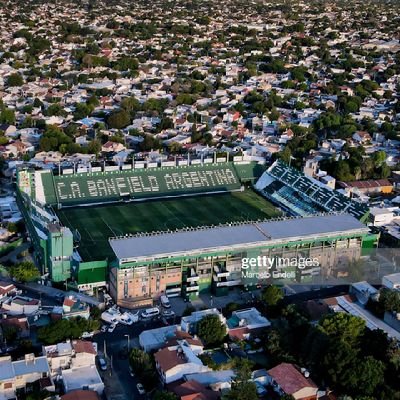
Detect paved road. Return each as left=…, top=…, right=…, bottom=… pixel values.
left=94, top=317, right=175, bottom=400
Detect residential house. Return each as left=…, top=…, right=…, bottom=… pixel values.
left=181, top=309, right=226, bottom=334
left=0, top=282, right=16, bottom=300
left=183, top=370, right=235, bottom=391
left=227, top=308, right=271, bottom=340
left=62, top=365, right=104, bottom=395
left=0, top=316, right=30, bottom=339
left=43, top=339, right=97, bottom=377
left=171, top=380, right=220, bottom=400
left=352, top=131, right=372, bottom=144
left=6, top=141, right=33, bottom=156
left=340, top=179, right=393, bottom=195
left=1, top=296, right=40, bottom=316
left=382, top=273, right=400, bottom=290
left=266, top=362, right=318, bottom=400
left=154, top=335, right=210, bottom=384
left=62, top=296, right=90, bottom=319
left=101, top=141, right=126, bottom=153
left=0, top=354, right=54, bottom=400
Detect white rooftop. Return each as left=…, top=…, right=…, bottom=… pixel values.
left=383, top=272, right=400, bottom=285
left=231, top=307, right=271, bottom=329
left=139, top=324, right=179, bottom=349
left=110, top=214, right=368, bottom=261
left=62, top=365, right=103, bottom=391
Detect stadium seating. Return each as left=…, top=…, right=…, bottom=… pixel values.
left=257, top=160, right=369, bottom=221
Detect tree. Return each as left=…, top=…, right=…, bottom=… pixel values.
left=129, top=348, right=152, bottom=374
left=37, top=317, right=100, bottom=344
left=168, top=141, right=182, bottom=154
left=277, top=147, right=292, bottom=164
left=129, top=348, right=157, bottom=391
left=9, top=261, right=40, bottom=283
left=346, top=356, right=385, bottom=396
left=7, top=73, right=24, bottom=87
left=107, top=110, right=130, bottom=129
left=379, top=288, right=400, bottom=313
left=318, top=313, right=366, bottom=346
left=121, top=96, right=141, bottom=114
left=153, top=392, right=178, bottom=400
left=73, top=103, right=93, bottom=120
left=197, top=314, right=226, bottom=347
left=261, top=285, right=283, bottom=307
left=223, top=358, right=258, bottom=400
left=88, top=139, right=101, bottom=155
left=372, top=150, right=386, bottom=168
left=0, top=108, right=16, bottom=125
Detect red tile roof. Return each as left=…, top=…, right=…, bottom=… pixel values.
left=72, top=340, right=96, bottom=355
left=61, top=390, right=100, bottom=400
left=63, top=298, right=75, bottom=307
left=0, top=281, right=15, bottom=295
left=155, top=347, right=186, bottom=372
left=267, top=363, right=317, bottom=395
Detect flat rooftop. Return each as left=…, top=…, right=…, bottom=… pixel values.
left=62, top=365, right=103, bottom=391
left=109, top=214, right=369, bottom=262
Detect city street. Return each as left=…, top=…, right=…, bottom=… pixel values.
left=93, top=317, right=176, bottom=400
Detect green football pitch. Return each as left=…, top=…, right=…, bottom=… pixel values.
left=56, top=190, right=281, bottom=261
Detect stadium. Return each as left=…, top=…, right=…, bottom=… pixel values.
left=16, top=157, right=378, bottom=307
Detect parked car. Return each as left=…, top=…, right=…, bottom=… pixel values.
left=100, top=325, right=108, bottom=333
left=162, top=310, right=175, bottom=318
left=141, top=307, right=160, bottom=319
left=81, top=331, right=94, bottom=339
left=108, top=323, right=117, bottom=333
left=98, top=357, right=107, bottom=371
left=160, top=295, right=171, bottom=308
left=136, top=383, right=146, bottom=395
left=127, top=310, right=139, bottom=323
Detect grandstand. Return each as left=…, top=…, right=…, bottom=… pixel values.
left=255, top=160, right=369, bottom=222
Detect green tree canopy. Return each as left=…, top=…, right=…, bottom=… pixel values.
left=7, top=73, right=24, bottom=87
left=107, top=109, right=131, bottom=129
left=261, top=285, right=284, bottom=307
left=197, top=314, right=226, bottom=347
left=223, top=358, right=258, bottom=400
left=9, top=261, right=39, bottom=283
left=37, top=317, right=100, bottom=344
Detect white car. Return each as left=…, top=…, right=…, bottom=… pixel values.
left=127, top=311, right=139, bottom=323
left=141, top=307, right=160, bottom=319
left=81, top=331, right=94, bottom=339
left=162, top=310, right=175, bottom=318
left=108, top=323, right=117, bottom=333
left=136, top=383, right=146, bottom=395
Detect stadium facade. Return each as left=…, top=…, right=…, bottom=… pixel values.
left=16, top=158, right=378, bottom=307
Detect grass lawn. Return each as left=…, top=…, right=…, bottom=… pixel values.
left=56, top=190, right=281, bottom=261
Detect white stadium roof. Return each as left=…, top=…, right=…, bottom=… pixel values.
left=109, top=214, right=369, bottom=262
